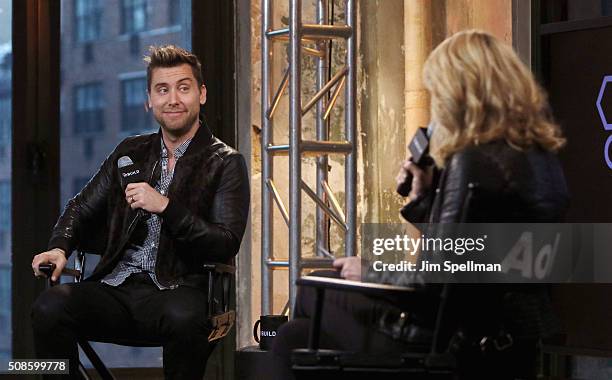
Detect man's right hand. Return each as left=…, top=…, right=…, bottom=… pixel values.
left=32, top=248, right=67, bottom=282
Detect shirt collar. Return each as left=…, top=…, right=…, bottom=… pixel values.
left=160, top=137, right=193, bottom=160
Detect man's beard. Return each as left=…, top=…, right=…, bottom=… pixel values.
left=155, top=110, right=199, bottom=136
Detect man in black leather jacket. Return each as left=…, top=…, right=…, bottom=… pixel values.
left=30, top=45, right=249, bottom=379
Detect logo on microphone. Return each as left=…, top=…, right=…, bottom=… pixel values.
left=121, top=169, right=140, bottom=178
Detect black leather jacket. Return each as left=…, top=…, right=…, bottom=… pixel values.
left=382, top=140, right=570, bottom=341
left=48, top=121, right=250, bottom=288
left=402, top=140, right=569, bottom=224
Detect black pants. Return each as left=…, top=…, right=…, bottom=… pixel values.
left=31, top=273, right=214, bottom=379
left=271, top=271, right=538, bottom=380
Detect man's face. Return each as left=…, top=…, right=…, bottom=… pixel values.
left=148, top=63, right=206, bottom=135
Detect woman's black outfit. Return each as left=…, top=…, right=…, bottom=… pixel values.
left=271, top=140, right=569, bottom=380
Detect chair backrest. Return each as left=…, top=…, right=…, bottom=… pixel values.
left=203, top=261, right=236, bottom=342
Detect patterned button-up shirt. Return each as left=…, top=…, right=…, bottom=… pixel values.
left=102, top=137, right=192, bottom=290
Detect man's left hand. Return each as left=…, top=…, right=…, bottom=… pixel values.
left=125, top=183, right=169, bottom=214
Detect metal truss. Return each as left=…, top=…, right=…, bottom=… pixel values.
left=261, top=0, right=357, bottom=315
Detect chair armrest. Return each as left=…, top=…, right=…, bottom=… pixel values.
left=205, top=263, right=237, bottom=342
left=38, top=263, right=82, bottom=279
left=296, top=275, right=424, bottom=305
left=202, top=263, right=235, bottom=275
left=296, top=276, right=416, bottom=297
left=201, top=263, right=236, bottom=319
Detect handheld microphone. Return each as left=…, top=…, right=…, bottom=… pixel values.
left=118, top=156, right=150, bottom=220
left=396, top=126, right=434, bottom=197
left=118, top=156, right=145, bottom=187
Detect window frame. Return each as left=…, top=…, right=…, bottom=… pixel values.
left=12, top=0, right=62, bottom=362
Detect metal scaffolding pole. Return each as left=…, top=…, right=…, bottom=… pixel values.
left=261, top=0, right=357, bottom=316
left=345, top=0, right=357, bottom=259
left=261, top=0, right=274, bottom=316
left=316, top=0, right=330, bottom=261
left=288, top=0, right=303, bottom=315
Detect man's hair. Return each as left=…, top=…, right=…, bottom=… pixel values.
left=144, top=45, right=204, bottom=92
left=423, top=30, right=565, bottom=167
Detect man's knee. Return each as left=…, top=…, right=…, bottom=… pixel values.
left=161, top=308, right=207, bottom=340
left=31, top=285, right=72, bottom=331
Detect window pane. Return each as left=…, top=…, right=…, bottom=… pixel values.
left=121, top=77, right=154, bottom=132
left=541, top=0, right=612, bottom=23
left=169, top=0, right=180, bottom=25
left=75, top=0, right=102, bottom=42
left=122, top=0, right=149, bottom=34
left=60, top=0, right=191, bottom=368
left=74, top=82, right=104, bottom=134
left=0, top=0, right=11, bottom=363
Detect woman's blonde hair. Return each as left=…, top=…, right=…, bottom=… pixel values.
left=423, top=30, right=565, bottom=167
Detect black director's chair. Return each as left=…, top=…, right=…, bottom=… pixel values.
left=291, top=276, right=456, bottom=380
left=39, top=251, right=235, bottom=380
left=291, top=183, right=496, bottom=379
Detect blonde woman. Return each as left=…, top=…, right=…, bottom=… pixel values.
left=274, top=30, right=569, bottom=380
left=400, top=29, right=566, bottom=219
left=391, top=28, right=570, bottom=380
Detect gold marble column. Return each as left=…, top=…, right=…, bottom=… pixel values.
left=404, top=0, right=433, bottom=145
